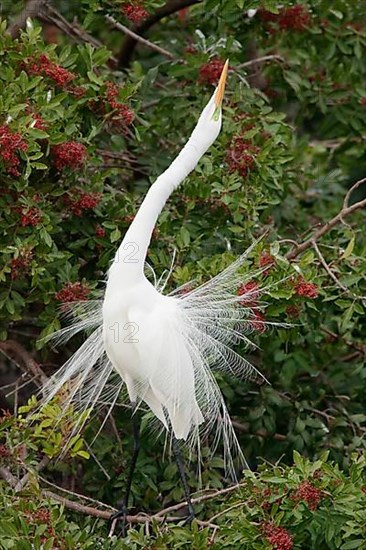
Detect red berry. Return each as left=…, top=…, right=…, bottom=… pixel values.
left=95, top=225, right=106, bottom=237
left=199, top=58, right=226, bottom=86
left=249, top=310, right=266, bottom=333
left=237, top=281, right=259, bottom=306
left=0, top=125, right=28, bottom=177
left=52, top=142, right=87, bottom=171
left=22, top=54, right=75, bottom=87
left=55, top=282, right=90, bottom=302
left=20, top=207, right=42, bottom=227
left=226, top=136, right=260, bottom=178
left=292, top=480, right=323, bottom=510
left=122, top=3, right=148, bottom=23
left=294, top=277, right=318, bottom=299
left=262, top=523, right=293, bottom=550
left=64, top=192, right=101, bottom=217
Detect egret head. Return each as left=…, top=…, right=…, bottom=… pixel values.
left=192, top=60, right=229, bottom=151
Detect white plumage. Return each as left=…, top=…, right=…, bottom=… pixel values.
left=42, top=62, right=268, bottom=474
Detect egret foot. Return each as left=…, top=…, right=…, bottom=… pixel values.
left=109, top=403, right=141, bottom=537
left=108, top=506, right=129, bottom=537
left=182, top=509, right=195, bottom=526
left=172, top=436, right=196, bottom=524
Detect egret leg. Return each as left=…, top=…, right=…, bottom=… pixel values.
left=172, top=436, right=195, bottom=523
left=108, top=404, right=140, bottom=536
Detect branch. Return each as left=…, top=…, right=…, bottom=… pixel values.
left=0, top=466, right=17, bottom=487
left=40, top=4, right=119, bottom=64
left=154, top=483, right=242, bottom=517
left=232, top=420, right=287, bottom=442
left=236, top=55, right=285, bottom=69
left=0, top=340, right=48, bottom=387
left=0, top=460, right=231, bottom=530
left=106, top=15, right=174, bottom=60
left=118, top=0, right=201, bottom=67
left=14, top=455, right=49, bottom=493
left=312, top=240, right=350, bottom=295
left=7, top=0, right=47, bottom=38
left=286, top=177, right=366, bottom=260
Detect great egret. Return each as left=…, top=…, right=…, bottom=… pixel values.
left=42, top=60, right=268, bottom=526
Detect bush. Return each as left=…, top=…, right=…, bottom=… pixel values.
left=0, top=0, right=365, bottom=548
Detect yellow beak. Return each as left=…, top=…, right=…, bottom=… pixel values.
left=214, top=59, right=229, bottom=108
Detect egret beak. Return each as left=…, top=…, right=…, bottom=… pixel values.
left=214, top=59, right=229, bottom=108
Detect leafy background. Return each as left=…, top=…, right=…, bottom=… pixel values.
left=0, top=0, right=365, bottom=548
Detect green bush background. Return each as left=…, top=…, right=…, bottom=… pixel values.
left=0, top=0, right=365, bottom=548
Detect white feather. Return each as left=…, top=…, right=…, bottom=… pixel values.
left=40, top=69, right=278, bottom=477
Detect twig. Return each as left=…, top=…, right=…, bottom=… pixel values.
left=209, top=500, right=248, bottom=523
left=232, top=420, right=287, bottom=441
left=106, top=14, right=174, bottom=60
left=0, top=466, right=17, bottom=487
left=0, top=461, right=231, bottom=530
left=312, top=240, right=349, bottom=294
left=43, top=489, right=115, bottom=519
left=39, top=475, right=116, bottom=510
left=14, top=455, right=49, bottom=492
left=7, top=0, right=46, bottom=38
left=118, top=0, right=201, bottom=67
left=154, top=483, right=242, bottom=517
left=236, top=55, right=285, bottom=69
left=40, top=4, right=118, bottom=64
left=0, top=340, right=48, bottom=387
left=286, top=177, right=366, bottom=260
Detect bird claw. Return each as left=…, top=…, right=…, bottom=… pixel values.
left=108, top=507, right=129, bottom=537
left=183, top=511, right=195, bottom=526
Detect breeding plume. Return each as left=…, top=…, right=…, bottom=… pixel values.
left=43, top=62, right=267, bottom=505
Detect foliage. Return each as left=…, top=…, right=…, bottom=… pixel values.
left=0, top=0, right=366, bottom=547
left=1, top=451, right=366, bottom=548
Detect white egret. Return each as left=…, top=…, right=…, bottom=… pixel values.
left=42, top=61, right=269, bottom=525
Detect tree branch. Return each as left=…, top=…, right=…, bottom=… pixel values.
left=0, top=340, right=48, bottom=387
left=40, top=4, right=118, bottom=64
left=106, top=15, right=174, bottom=61
left=118, top=0, right=201, bottom=67
left=7, top=0, right=47, bottom=39
left=286, top=177, right=366, bottom=260
left=236, top=54, right=285, bottom=69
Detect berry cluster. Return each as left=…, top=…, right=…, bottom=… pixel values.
left=0, top=125, right=28, bottom=177
left=226, top=136, right=260, bottom=178
left=32, top=113, right=47, bottom=131
left=25, top=507, right=59, bottom=545
left=259, top=5, right=311, bottom=32
left=55, top=282, right=90, bottom=302
left=237, top=281, right=259, bottom=306
left=105, top=82, right=135, bottom=129
left=20, top=207, right=42, bottom=227
left=292, top=480, right=323, bottom=510
left=263, top=523, right=293, bottom=550
left=286, top=304, right=300, bottom=318
left=199, top=58, right=226, bottom=86
left=237, top=282, right=266, bottom=333
left=250, top=310, right=266, bottom=333
left=10, top=249, right=33, bottom=280
left=259, top=251, right=275, bottom=275
left=64, top=192, right=101, bottom=217
left=22, top=54, right=75, bottom=87
left=294, top=277, right=318, bottom=299
left=0, top=444, right=10, bottom=458
left=51, top=142, right=87, bottom=171
left=95, top=225, right=106, bottom=238
left=122, top=2, right=149, bottom=23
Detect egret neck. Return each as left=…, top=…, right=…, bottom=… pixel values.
left=108, top=61, right=229, bottom=286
